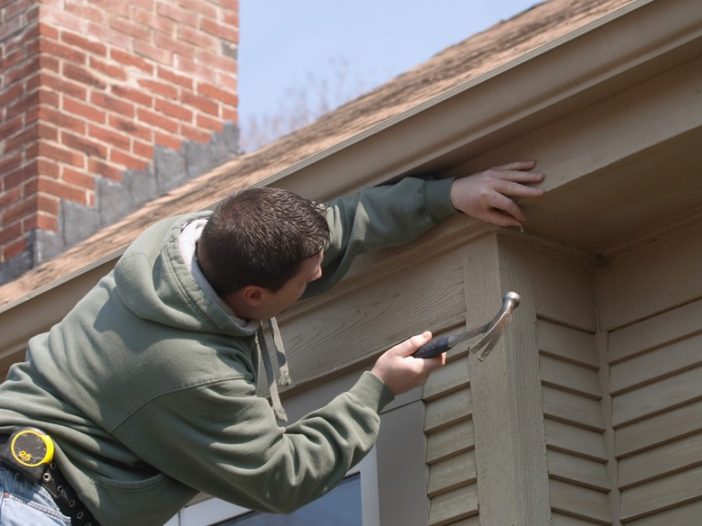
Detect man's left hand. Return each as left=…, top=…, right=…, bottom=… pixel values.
left=450, top=160, right=545, bottom=228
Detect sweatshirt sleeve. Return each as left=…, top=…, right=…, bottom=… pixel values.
left=305, top=177, right=456, bottom=297
left=111, top=371, right=394, bottom=514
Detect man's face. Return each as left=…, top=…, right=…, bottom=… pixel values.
left=260, top=251, right=323, bottom=318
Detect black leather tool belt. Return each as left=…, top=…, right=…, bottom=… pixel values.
left=1, top=428, right=100, bottom=526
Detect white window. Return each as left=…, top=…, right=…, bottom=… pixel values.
left=165, top=449, right=378, bottom=526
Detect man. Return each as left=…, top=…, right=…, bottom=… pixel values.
left=0, top=161, right=543, bottom=526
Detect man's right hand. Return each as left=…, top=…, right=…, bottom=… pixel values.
left=370, top=332, right=445, bottom=395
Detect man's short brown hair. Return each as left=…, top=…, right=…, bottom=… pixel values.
left=197, top=187, right=330, bottom=296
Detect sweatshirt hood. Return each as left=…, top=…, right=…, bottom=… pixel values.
left=113, top=212, right=258, bottom=338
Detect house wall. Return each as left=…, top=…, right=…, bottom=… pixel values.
left=518, top=215, right=702, bottom=525
left=597, top=217, right=702, bottom=524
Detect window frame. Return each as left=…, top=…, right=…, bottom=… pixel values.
left=165, top=366, right=427, bottom=526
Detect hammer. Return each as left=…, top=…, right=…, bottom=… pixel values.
left=413, top=291, right=521, bottom=361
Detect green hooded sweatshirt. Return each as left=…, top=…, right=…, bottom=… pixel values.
left=0, top=177, right=456, bottom=525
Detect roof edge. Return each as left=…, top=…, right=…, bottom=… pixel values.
left=2, top=0, right=700, bottom=344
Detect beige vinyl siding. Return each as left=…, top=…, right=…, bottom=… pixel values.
left=608, top=301, right=702, bottom=521
left=527, top=243, right=613, bottom=525
left=424, top=339, right=478, bottom=525
left=596, top=220, right=702, bottom=523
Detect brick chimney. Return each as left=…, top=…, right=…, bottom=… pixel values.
left=0, top=0, right=239, bottom=284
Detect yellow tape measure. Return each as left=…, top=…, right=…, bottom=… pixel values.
left=9, top=428, right=54, bottom=468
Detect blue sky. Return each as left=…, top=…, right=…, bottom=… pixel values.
left=238, top=0, right=538, bottom=126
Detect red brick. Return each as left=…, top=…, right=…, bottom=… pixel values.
left=177, top=25, right=217, bottom=50
left=197, top=82, right=237, bottom=105
left=24, top=213, right=59, bottom=232
left=180, top=56, right=217, bottom=85
left=61, top=166, right=94, bottom=190
left=200, top=17, right=237, bottom=43
left=0, top=48, right=26, bottom=72
left=6, top=0, right=34, bottom=20
left=196, top=49, right=235, bottom=73
left=37, top=22, right=59, bottom=40
left=90, top=92, right=135, bottom=118
left=178, top=0, right=218, bottom=20
left=110, top=149, right=148, bottom=171
left=85, top=0, right=129, bottom=17
left=155, top=98, right=193, bottom=122
left=132, top=140, right=153, bottom=160
left=25, top=37, right=41, bottom=57
left=39, top=73, right=87, bottom=101
left=64, top=3, right=104, bottom=25
left=25, top=72, right=41, bottom=92
left=134, top=8, right=175, bottom=36
left=88, top=123, right=131, bottom=151
left=222, top=10, right=238, bottom=28
left=110, top=48, right=154, bottom=74
left=182, top=91, right=219, bottom=116
left=36, top=177, right=88, bottom=204
left=156, top=3, right=195, bottom=26
left=62, top=97, right=107, bottom=125
left=3, top=237, right=27, bottom=260
left=0, top=116, right=24, bottom=140
left=0, top=222, right=23, bottom=245
left=60, top=31, right=107, bottom=57
left=39, top=38, right=87, bottom=64
left=136, top=107, right=179, bottom=133
left=0, top=188, right=22, bottom=214
left=89, top=56, right=127, bottom=82
left=62, top=63, right=107, bottom=89
left=110, top=85, right=154, bottom=108
left=154, top=32, right=196, bottom=60
left=36, top=122, right=58, bottom=142
left=109, top=115, right=152, bottom=142
left=3, top=197, right=37, bottom=226
left=36, top=192, right=59, bottom=215
left=157, top=66, right=192, bottom=90
left=35, top=158, right=60, bottom=179
left=4, top=126, right=39, bottom=155
left=196, top=113, right=223, bottom=132
left=61, top=131, right=108, bottom=158
left=154, top=131, right=182, bottom=151
left=133, top=40, right=171, bottom=66
left=138, top=78, right=178, bottom=100
left=0, top=84, right=24, bottom=109
left=181, top=124, right=210, bottom=144
left=38, top=106, right=86, bottom=135
left=37, top=87, right=60, bottom=108
left=89, top=159, right=121, bottom=181
left=109, top=16, right=151, bottom=40
left=217, top=73, right=237, bottom=90
left=0, top=152, right=23, bottom=175
left=37, top=142, right=86, bottom=168
left=0, top=13, right=24, bottom=41
left=221, top=107, right=237, bottom=121
left=4, top=57, right=40, bottom=87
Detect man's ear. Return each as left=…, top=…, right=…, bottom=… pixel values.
left=240, top=285, right=269, bottom=306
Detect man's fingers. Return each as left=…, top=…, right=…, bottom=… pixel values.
left=393, top=331, right=432, bottom=357
left=492, top=160, right=537, bottom=172
left=492, top=178, right=545, bottom=199
left=488, top=193, right=526, bottom=223
left=480, top=208, right=523, bottom=228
